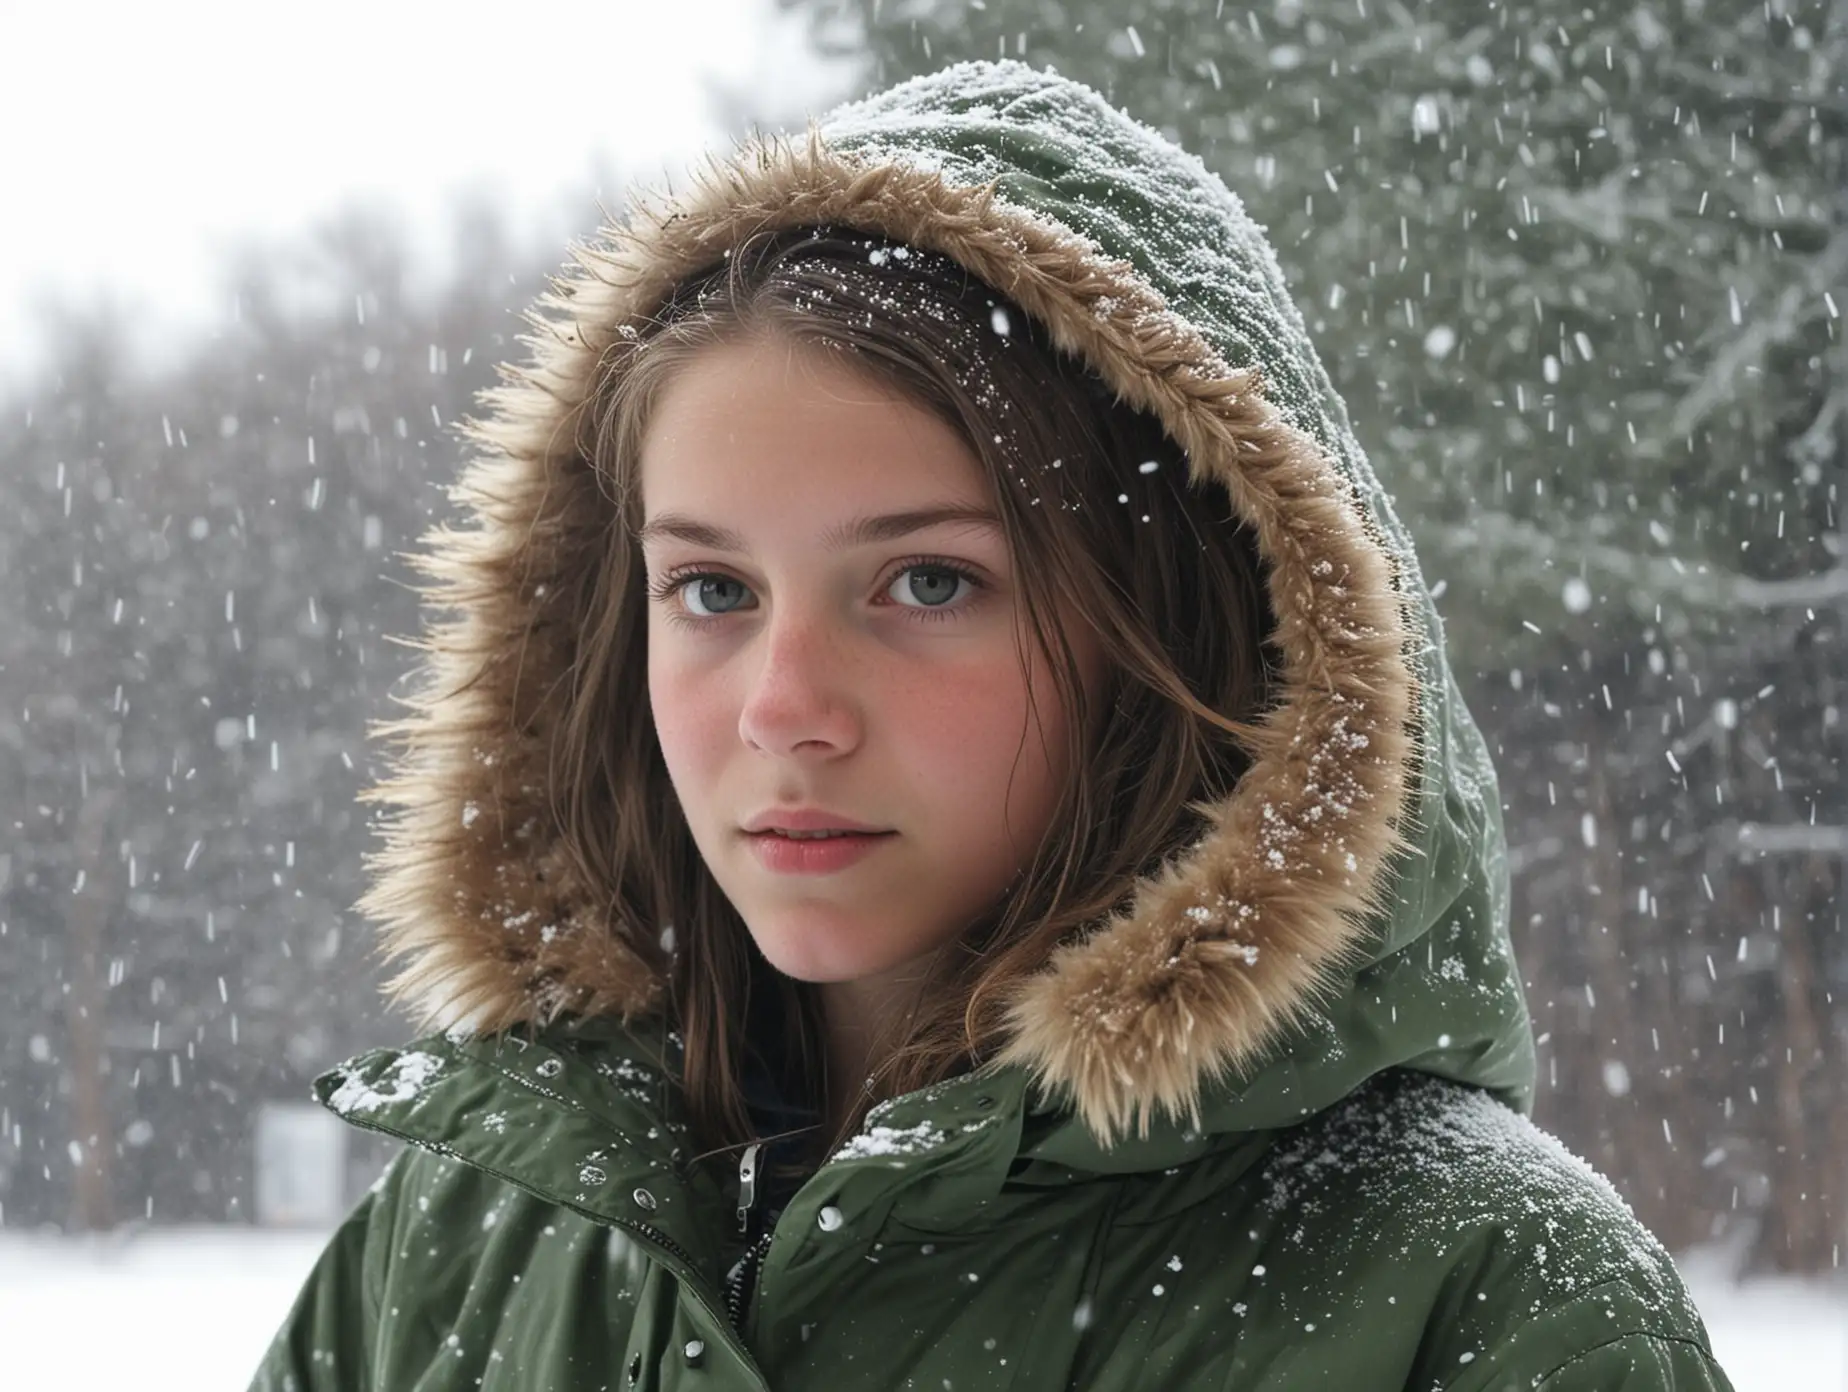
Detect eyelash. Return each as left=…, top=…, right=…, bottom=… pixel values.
left=645, top=554, right=989, bottom=632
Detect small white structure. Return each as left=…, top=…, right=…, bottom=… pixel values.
left=253, top=1102, right=346, bottom=1227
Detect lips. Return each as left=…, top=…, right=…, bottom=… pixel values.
left=758, top=828, right=887, bottom=841
left=746, top=827, right=896, bottom=875
left=740, top=809, right=892, bottom=835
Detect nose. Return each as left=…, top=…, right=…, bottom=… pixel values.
left=736, top=608, right=862, bottom=760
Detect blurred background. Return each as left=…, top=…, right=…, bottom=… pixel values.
left=0, top=0, right=1841, bottom=1385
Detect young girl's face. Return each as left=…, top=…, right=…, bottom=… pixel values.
left=639, top=334, right=1103, bottom=988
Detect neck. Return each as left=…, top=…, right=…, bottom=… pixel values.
left=816, top=965, right=929, bottom=1137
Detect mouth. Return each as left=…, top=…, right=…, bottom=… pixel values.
left=748, top=828, right=896, bottom=841
left=744, top=828, right=897, bottom=874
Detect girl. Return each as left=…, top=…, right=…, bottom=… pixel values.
left=253, top=60, right=1731, bottom=1391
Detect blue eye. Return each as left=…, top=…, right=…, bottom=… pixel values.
left=888, top=564, right=973, bottom=612
left=681, top=575, right=750, bottom=618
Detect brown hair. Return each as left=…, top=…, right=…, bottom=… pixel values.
left=556, top=225, right=1275, bottom=1160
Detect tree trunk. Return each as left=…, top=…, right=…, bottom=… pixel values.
left=64, top=774, right=117, bottom=1232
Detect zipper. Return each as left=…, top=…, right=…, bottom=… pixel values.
left=724, top=1229, right=774, bottom=1333
left=724, top=1141, right=773, bottom=1333
left=736, top=1142, right=762, bottom=1234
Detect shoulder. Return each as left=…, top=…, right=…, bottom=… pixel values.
left=345, top=1140, right=650, bottom=1331
left=365, top=1141, right=610, bottom=1269
left=1262, top=1070, right=1688, bottom=1300
left=1054, top=1074, right=1728, bottom=1390
left=339, top=1144, right=651, bottom=1383
left=1250, top=1070, right=1726, bottom=1385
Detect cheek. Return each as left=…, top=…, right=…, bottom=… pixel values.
left=647, top=646, right=727, bottom=792
left=902, top=650, right=1067, bottom=807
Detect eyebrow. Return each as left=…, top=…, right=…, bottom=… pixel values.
left=635, top=505, right=1004, bottom=553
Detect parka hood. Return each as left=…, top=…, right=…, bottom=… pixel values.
left=361, top=60, right=1534, bottom=1150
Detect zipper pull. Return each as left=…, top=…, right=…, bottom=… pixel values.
left=737, top=1142, right=763, bottom=1235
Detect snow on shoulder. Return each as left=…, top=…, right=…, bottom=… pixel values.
left=1259, top=1069, right=1705, bottom=1326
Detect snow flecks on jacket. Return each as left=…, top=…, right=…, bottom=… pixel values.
left=1258, top=1072, right=1701, bottom=1323
left=828, top=1109, right=1002, bottom=1166
left=831, top=1119, right=949, bottom=1163
left=324, top=1050, right=445, bottom=1116
left=591, top=1055, right=661, bottom=1104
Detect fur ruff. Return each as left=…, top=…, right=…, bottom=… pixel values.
left=359, top=125, right=1417, bottom=1146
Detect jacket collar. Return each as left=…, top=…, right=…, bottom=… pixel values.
left=316, top=1020, right=1033, bottom=1268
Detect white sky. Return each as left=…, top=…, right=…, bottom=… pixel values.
left=0, top=0, right=855, bottom=390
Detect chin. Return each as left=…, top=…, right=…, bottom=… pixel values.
left=754, top=941, right=888, bottom=985
left=744, top=918, right=913, bottom=985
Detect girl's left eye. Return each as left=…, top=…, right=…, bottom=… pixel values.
left=885, top=561, right=983, bottom=616
left=647, top=558, right=988, bottom=629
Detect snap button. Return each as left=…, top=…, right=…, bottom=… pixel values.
left=817, top=1205, right=844, bottom=1232
left=683, top=1339, right=706, bottom=1365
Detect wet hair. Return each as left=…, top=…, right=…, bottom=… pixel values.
left=559, top=224, right=1276, bottom=1158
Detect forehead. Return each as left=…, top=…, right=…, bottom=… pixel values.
left=636, top=338, right=995, bottom=535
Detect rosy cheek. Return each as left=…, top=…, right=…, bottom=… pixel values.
left=914, top=662, right=1028, bottom=773
left=648, top=662, right=718, bottom=774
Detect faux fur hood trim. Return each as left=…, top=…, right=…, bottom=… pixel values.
left=360, top=89, right=1418, bottom=1145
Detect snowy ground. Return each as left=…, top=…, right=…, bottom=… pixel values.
left=0, top=1227, right=1839, bottom=1389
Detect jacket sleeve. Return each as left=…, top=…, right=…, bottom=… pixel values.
left=1530, top=1332, right=1736, bottom=1390
left=1434, top=1275, right=1738, bottom=1392
left=246, top=1155, right=399, bottom=1392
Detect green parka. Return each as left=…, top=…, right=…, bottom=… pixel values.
left=252, top=60, right=1733, bottom=1392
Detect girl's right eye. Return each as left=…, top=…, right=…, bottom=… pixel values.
left=643, top=569, right=757, bottom=627
left=674, top=574, right=751, bottom=618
